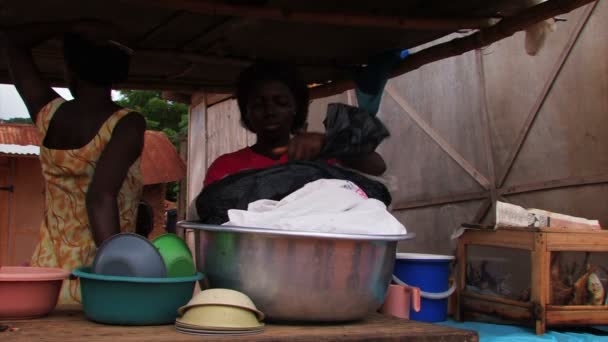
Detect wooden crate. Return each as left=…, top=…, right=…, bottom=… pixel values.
left=455, top=227, right=608, bottom=335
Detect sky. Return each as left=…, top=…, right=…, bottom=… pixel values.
left=0, top=84, right=121, bottom=119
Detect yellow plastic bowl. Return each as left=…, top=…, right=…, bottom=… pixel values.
left=178, top=304, right=262, bottom=329
left=178, top=288, right=263, bottom=320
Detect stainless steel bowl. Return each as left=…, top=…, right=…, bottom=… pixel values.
left=179, top=222, right=415, bottom=322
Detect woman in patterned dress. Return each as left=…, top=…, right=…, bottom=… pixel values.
left=1, top=21, right=145, bottom=304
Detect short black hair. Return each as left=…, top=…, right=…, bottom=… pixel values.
left=63, top=33, right=131, bottom=87
left=236, top=61, right=309, bottom=134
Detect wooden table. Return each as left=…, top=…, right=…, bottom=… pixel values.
left=1, top=306, right=478, bottom=341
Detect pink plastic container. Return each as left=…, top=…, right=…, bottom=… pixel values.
left=0, top=266, right=70, bottom=319
left=379, top=284, right=421, bottom=320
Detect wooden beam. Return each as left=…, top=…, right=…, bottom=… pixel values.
left=177, top=17, right=248, bottom=51
left=475, top=50, right=497, bottom=192
left=161, top=91, right=192, bottom=105
left=142, top=0, right=497, bottom=31
left=547, top=309, right=608, bottom=326
left=135, top=10, right=187, bottom=46
left=499, top=173, right=608, bottom=196
left=385, top=84, right=492, bottom=189
left=471, top=198, right=493, bottom=224
left=136, top=49, right=250, bottom=67
left=206, top=93, right=233, bottom=107
left=496, top=2, right=598, bottom=188
left=166, top=63, right=197, bottom=80
left=393, top=190, right=488, bottom=211
left=309, top=0, right=596, bottom=99
left=474, top=49, right=497, bottom=225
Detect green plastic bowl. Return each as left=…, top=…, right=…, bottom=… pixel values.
left=73, top=266, right=203, bottom=325
left=152, top=233, right=195, bottom=277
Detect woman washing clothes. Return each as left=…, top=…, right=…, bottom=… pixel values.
left=204, top=61, right=387, bottom=187
left=0, top=21, right=145, bottom=303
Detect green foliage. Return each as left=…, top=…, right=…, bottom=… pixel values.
left=2, top=117, right=33, bottom=124
left=117, top=90, right=188, bottom=202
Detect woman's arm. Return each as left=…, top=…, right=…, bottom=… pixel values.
left=337, top=152, right=387, bottom=176
left=86, top=113, right=146, bottom=246
left=0, top=20, right=119, bottom=120
left=0, top=24, right=65, bottom=120
left=288, top=133, right=387, bottom=176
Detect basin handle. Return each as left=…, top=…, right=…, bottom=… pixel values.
left=392, top=275, right=456, bottom=300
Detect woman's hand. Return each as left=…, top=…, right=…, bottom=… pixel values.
left=288, top=132, right=325, bottom=161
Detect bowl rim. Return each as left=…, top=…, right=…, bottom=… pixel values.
left=152, top=233, right=193, bottom=256
left=72, top=266, right=203, bottom=283
left=178, top=221, right=415, bottom=241
left=0, top=266, right=70, bottom=281
left=178, top=303, right=265, bottom=321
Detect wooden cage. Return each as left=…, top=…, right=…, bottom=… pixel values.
left=456, top=227, right=608, bottom=335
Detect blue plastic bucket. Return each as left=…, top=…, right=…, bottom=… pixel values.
left=392, top=253, right=455, bottom=322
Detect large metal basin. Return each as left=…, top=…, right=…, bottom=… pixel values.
left=179, top=222, right=414, bottom=322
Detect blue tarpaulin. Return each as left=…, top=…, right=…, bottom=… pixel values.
left=438, top=320, right=608, bottom=342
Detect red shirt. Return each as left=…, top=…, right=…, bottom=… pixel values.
left=204, top=147, right=336, bottom=187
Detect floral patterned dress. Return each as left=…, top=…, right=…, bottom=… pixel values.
left=30, top=98, right=143, bottom=304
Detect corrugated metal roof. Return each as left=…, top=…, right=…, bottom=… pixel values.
left=0, top=123, right=39, bottom=146
left=0, top=123, right=186, bottom=185
left=0, top=144, right=39, bottom=155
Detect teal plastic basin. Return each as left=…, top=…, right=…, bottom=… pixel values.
left=73, top=266, right=203, bottom=325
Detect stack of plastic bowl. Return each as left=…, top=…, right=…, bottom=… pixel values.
left=176, top=288, right=265, bottom=336
left=74, top=233, right=201, bottom=325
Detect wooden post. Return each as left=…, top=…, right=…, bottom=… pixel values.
left=530, top=233, right=549, bottom=335
left=177, top=137, right=188, bottom=224
left=455, top=235, right=468, bottom=322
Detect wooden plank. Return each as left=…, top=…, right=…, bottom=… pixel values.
left=541, top=227, right=608, bottom=233
left=496, top=2, right=598, bottom=188
left=0, top=160, right=10, bottom=266
left=178, top=18, right=251, bottom=51
left=463, top=312, right=534, bottom=327
left=137, top=49, right=250, bottom=67
left=2, top=306, right=479, bottom=342
left=206, top=93, right=234, bottom=107
left=161, top=91, right=192, bottom=105
left=142, top=0, right=496, bottom=31
left=393, top=191, right=488, bottom=211
left=547, top=309, right=608, bottom=326
left=461, top=291, right=532, bottom=309
left=546, top=231, right=608, bottom=251
left=205, top=99, right=255, bottom=169
left=310, top=0, right=596, bottom=99
left=455, top=237, right=467, bottom=322
left=186, top=92, right=207, bottom=220
left=530, top=233, right=549, bottom=334
left=475, top=49, right=497, bottom=216
left=461, top=294, right=533, bottom=322
left=135, top=10, right=187, bottom=45
left=499, top=173, right=608, bottom=196
left=385, top=85, right=491, bottom=190
left=462, top=230, right=535, bottom=250
left=471, top=198, right=493, bottom=224
left=547, top=305, right=608, bottom=311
